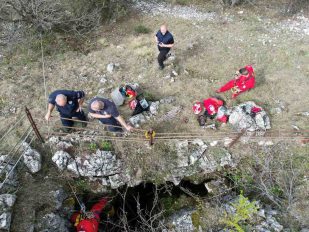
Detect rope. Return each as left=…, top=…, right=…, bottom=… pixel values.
left=40, top=33, right=48, bottom=108
left=0, top=114, right=27, bottom=144
left=47, top=132, right=148, bottom=142
left=60, top=117, right=146, bottom=133
left=0, top=126, right=33, bottom=170
left=0, top=134, right=35, bottom=189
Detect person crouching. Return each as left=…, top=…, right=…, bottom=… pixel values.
left=88, top=97, right=133, bottom=132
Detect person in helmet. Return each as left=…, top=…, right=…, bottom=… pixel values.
left=193, top=97, right=228, bottom=125
left=216, top=65, right=255, bottom=98
left=70, top=198, right=108, bottom=232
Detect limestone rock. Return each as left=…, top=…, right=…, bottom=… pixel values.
left=22, top=142, right=42, bottom=173
left=129, top=114, right=146, bottom=127
left=160, top=96, right=176, bottom=104
left=107, top=63, right=114, bottom=73
left=52, top=151, right=72, bottom=171
left=229, top=101, right=271, bottom=132
left=0, top=212, right=12, bottom=230
left=49, top=189, right=67, bottom=210
left=0, top=194, right=16, bottom=230
left=0, top=155, right=18, bottom=192
left=149, top=101, right=160, bottom=115
left=164, top=209, right=196, bottom=232
left=35, top=213, right=69, bottom=232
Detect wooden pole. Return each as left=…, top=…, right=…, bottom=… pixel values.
left=25, top=107, right=44, bottom=143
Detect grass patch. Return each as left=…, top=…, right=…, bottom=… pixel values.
left=100, top=141, right=113, bottom=151
left=134, top=25, right=151, bottom=34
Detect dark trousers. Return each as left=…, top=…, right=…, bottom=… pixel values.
left=99, top=117, right=123, bottom=132
left=157, top=50, right=169, bottom=67
left=60, top=110, right=86, bottom=127
left=204, top=111, right=216, bottom=120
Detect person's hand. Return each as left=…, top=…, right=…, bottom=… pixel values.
left=76, top=107, right=82, bottom=112
left=125, top=125, right=134, bottom=132
left=159, top=43, right=165, bottom=47
left=45, top=112, right=51, bottom=121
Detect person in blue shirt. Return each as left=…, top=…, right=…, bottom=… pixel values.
left=88, top=97, right=133, bottom=133
left=155, top=24, right=174, bottom=70
left=45, top=90, right=87, bottom=131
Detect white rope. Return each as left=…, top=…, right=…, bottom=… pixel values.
left=0, top=114, right=27, bottom=144
left=0, top=132, right=35, bottom=189
left=40, top=33, right=48, bottom=107
left=0, top=126, right=32, bottom=169
left=40, top=33, right=51, bottom=139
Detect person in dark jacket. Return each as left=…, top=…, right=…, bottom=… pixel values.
left=155, top=24, right=174, bottom=70
left=45, top=90, right=87, bottom=131
left=88, top=97, right=133, bottom=132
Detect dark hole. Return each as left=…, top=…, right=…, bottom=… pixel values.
left=74, top=180, right=208, bottom=231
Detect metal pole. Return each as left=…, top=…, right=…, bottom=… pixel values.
left=25, top=107, right=44, bottom=143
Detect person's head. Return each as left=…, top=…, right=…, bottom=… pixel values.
left=91, top=100, right=104, bottom=111
left=160, top=24, right=168, bottom=35
left=55, top=94, right=67, bottom=106
left=239, top=68, right=248, bottom=75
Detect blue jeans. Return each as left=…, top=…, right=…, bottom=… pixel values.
left=60, top=110, right=87, bottom=127
left=99, top=117, right=123, bottom=132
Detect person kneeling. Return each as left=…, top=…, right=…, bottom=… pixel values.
left=193, top=97, right=228, bottom=127
left=88, top=97, right=133, bottom=132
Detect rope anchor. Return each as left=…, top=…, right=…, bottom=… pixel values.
left=145, top=129, right=155, bottom=146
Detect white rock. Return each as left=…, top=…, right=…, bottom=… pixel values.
left=0, top=194, right=16, bottom=230
left=0, top=212, right=11, bottom=230
left=129, top=114, right=146, bottom=127
left=107, top=63, right=114, bottom=73
left=224, top=137, right=233, bottom=147
left=0, top=194, right=16, bottom=209
left=55, top=141, right=73, bottom=150
left=52, top=151, right=71, bottom=171
left=210, top=141, right=218, bottom=146
left=22, top=142, right=41, bottom=173
left=149, top=101, right=160, bottom=115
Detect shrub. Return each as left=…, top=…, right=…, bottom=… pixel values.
left=134, top=25, right=151, bottom=34
left=223, top=192, right=258, bottom=232
left=100, top=141, right=113, bottom=151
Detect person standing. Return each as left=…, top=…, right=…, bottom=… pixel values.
left=45, top=90, right=87, bottom=132
left=88, top=97, right=133, bottom=132
left=155, top=24, right=174, bottom=70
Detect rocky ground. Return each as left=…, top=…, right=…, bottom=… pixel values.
left=0, top=0, right=308, bottom=231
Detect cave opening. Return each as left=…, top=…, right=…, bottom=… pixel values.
left=75, top=180, right=208, bottom=231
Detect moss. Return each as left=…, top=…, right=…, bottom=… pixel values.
left=191, top=211, right=201, bottom=228
left=161, top=195, right=195, bottom=216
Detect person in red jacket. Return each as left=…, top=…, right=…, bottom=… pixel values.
left=216, top=65, right=255, bottom=98
left=203, top=97, right=228, bottom=123
left=71, top=198, right=108, bottom=232
left=193, top=97, right=228, bottom=124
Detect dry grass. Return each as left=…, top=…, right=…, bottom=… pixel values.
left=0, top=7, right=308, bottom=151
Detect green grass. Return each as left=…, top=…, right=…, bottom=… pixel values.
left=100, top=141, right=113, bottom=151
